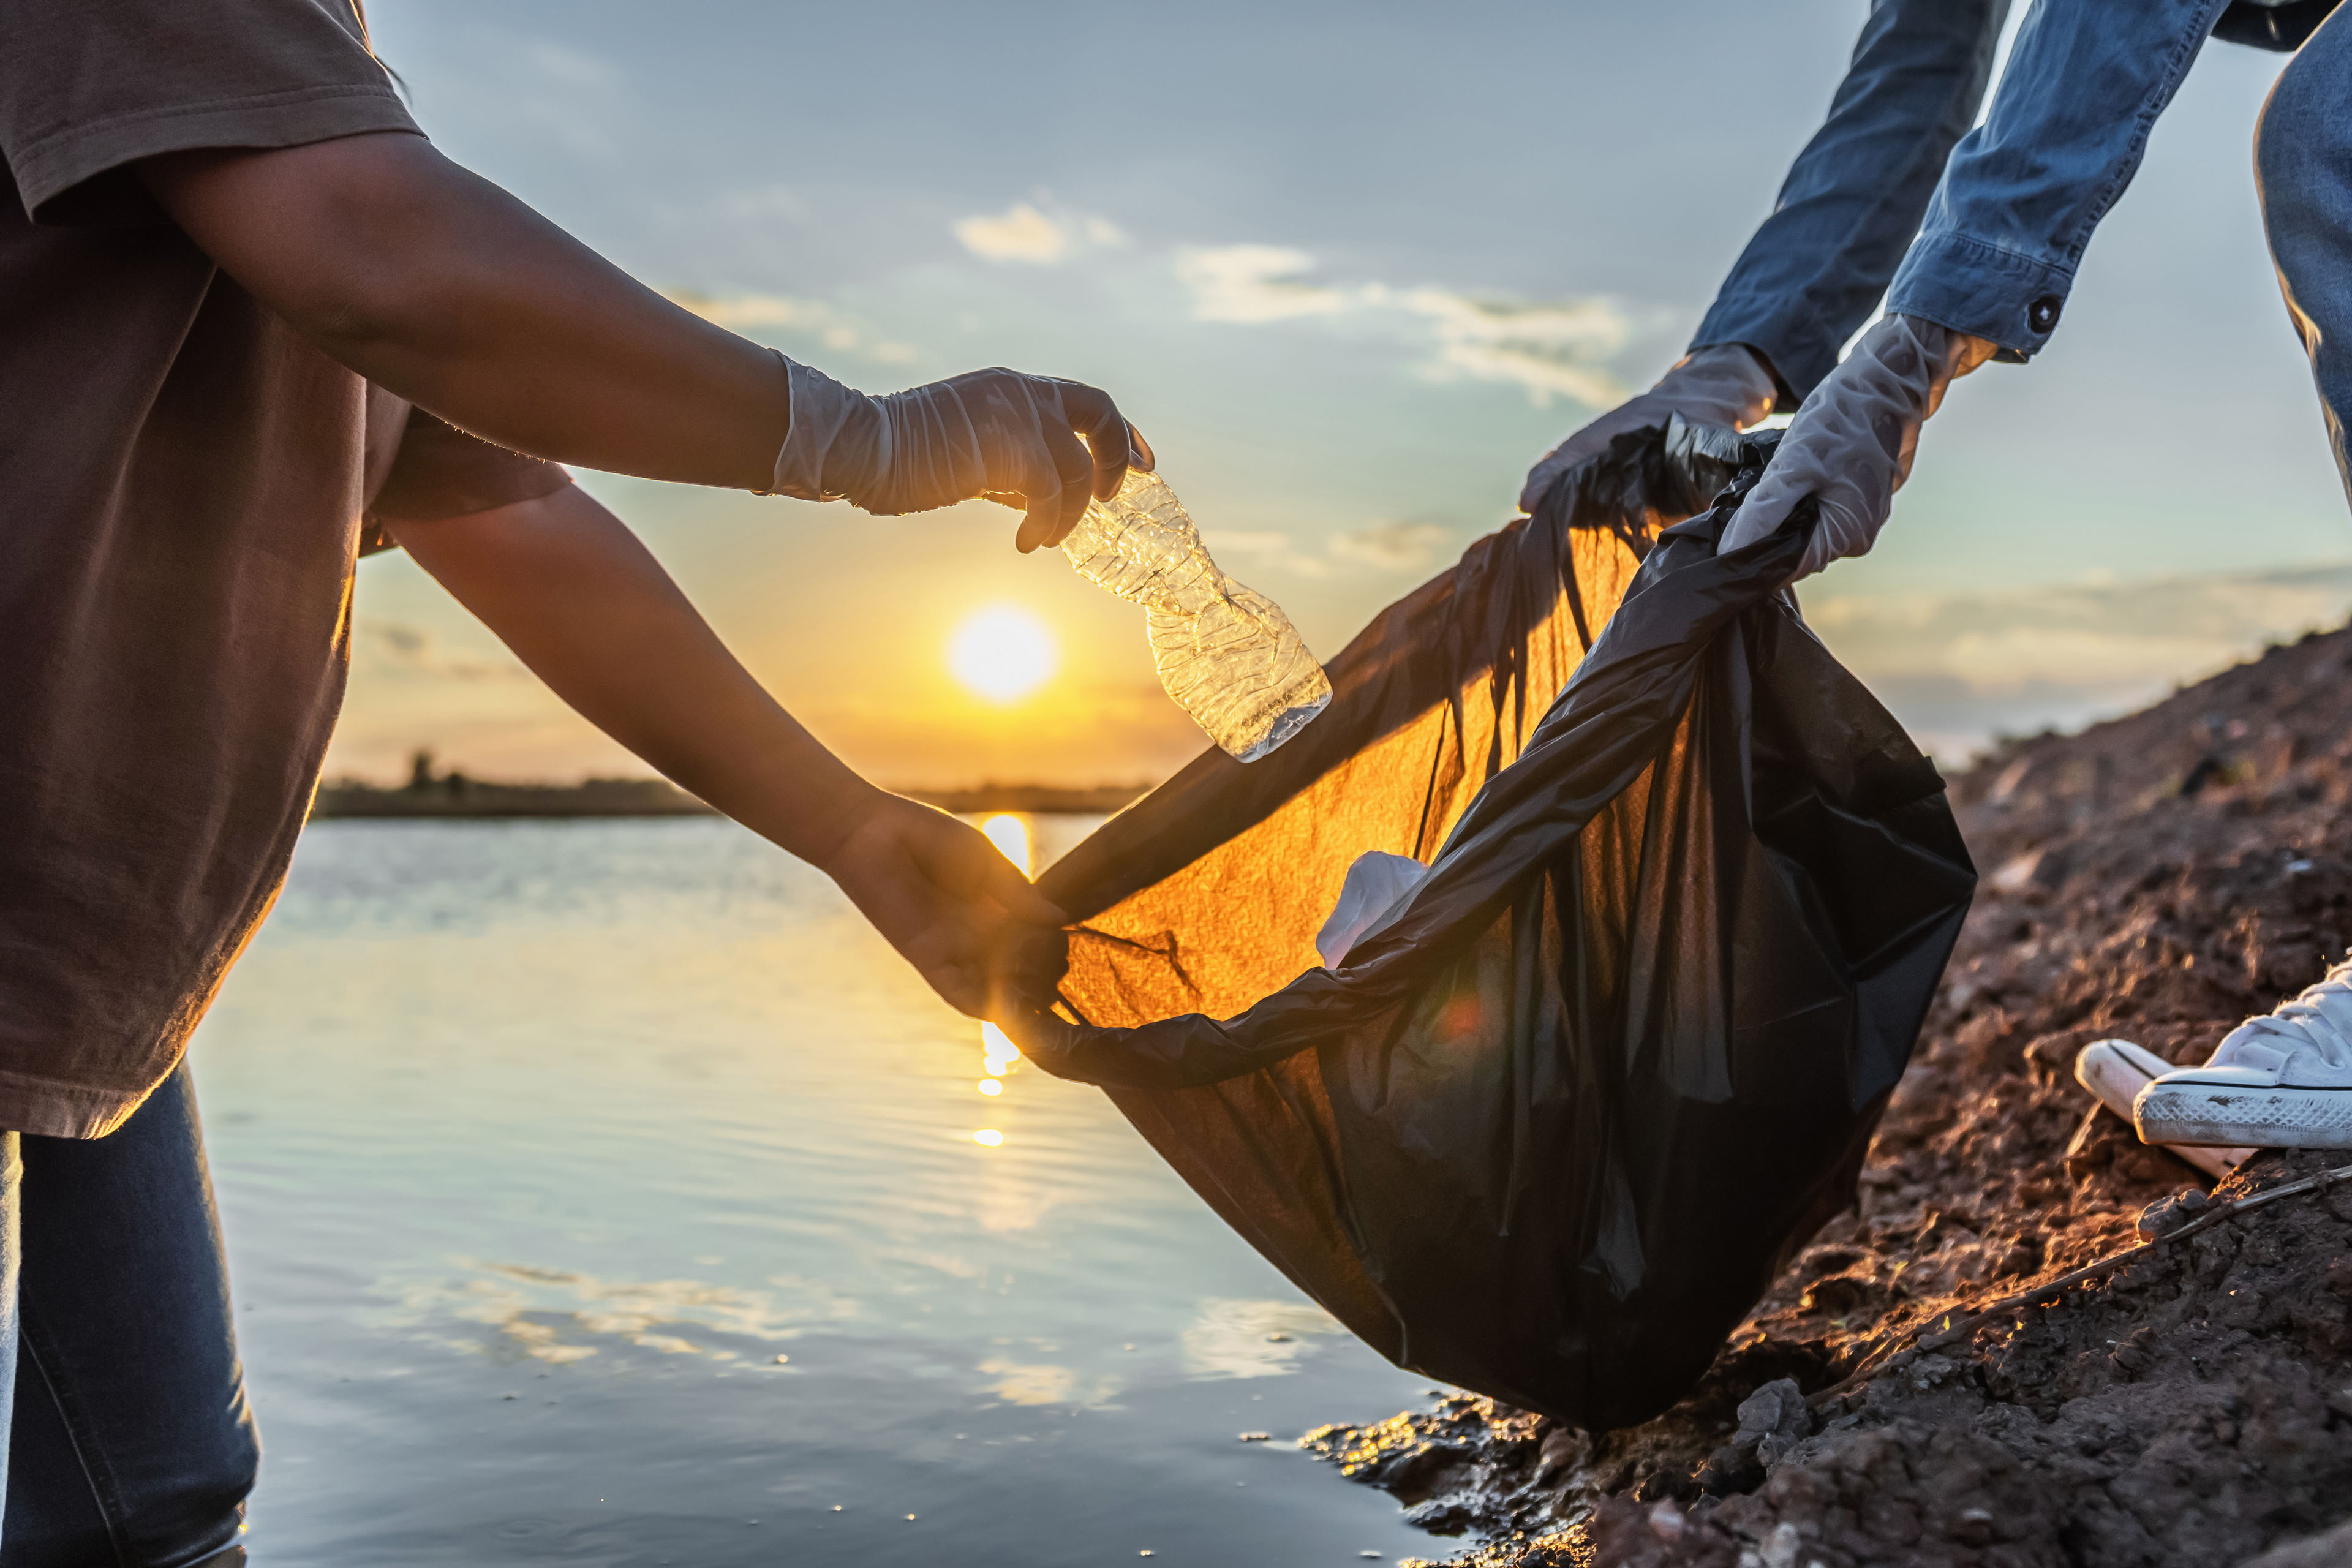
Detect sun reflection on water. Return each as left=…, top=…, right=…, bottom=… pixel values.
left=979, top=813, right=1033, bottom=875
left=965, top=818, right=1038, bottom=1152
left=977, top=1020, right=1022, bottom=1126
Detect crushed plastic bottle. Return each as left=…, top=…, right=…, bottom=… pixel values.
left=1061, top=469, right=1332, bottom=763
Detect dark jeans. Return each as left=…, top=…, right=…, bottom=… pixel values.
left=4, top=1066, right=257, bottom=1567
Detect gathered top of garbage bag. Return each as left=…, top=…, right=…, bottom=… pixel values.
left=1013, top=418, right=1749, bottom=1028
left=996, top=425, right=1972, bottom=1430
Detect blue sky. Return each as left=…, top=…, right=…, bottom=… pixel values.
left=335, top=1, right=2352, bottom=785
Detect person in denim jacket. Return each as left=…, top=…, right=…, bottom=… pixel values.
left=1523, top=0, right=2352, bottom=1169
left=1527, top=0, right=2350, bottom=573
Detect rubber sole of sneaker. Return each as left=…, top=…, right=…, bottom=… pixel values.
left=2074, top=1040, right=2248, bottom=1177
left=2135, top=1079, right=2352, bottom=1150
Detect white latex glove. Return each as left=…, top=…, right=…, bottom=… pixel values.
left=1518, top=342, right=1777, bottom=511
left=769, top=357, right=1152, bottom=552
left=1716, top=315, right=1994, bottom=580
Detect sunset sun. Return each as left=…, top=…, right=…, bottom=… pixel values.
left=946, top=605, right=1058, bottom=703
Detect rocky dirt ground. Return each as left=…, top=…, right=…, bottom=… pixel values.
left=1303, top=625, right=2352, bottom=1567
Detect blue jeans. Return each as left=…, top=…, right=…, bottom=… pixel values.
left=2261, top=4, right=2352, bottom=499
left=0, top=1132, right=18, bottom=1545
left=1, top=1067, right=256, bottom=1566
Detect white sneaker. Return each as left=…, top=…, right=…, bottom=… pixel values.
left=2134, top=956, right=2352, bottom=1150
left=2073, top=1039, right=2249, bottom=1178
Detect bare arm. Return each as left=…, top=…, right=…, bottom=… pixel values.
left=141, top=132, right=782, bottom=489
left=388, top=486, right=1058, bottom=1016
left=140, top=131, right=1144, bottom=544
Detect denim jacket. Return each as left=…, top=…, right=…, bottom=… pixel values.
left=1692, top=0, right=2235, bottom=403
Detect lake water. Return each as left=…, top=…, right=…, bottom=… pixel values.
left=192, top=816, right=1441, bottom=1566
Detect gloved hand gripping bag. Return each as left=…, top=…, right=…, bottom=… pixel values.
left=1000, top=429, right=1976, bottom=1431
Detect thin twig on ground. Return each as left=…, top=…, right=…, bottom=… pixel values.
left=1807, top=1158, right=2352, bottom=1411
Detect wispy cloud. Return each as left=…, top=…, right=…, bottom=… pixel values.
left=1811, top=563, right=2352, bottom=762
left=954, top=201, right=1129, bottom=265
left=1174, top=245, right=1628, bottom=405
left=946, top=217, right=1632, bottom=402
left=1330, top=520, right=1451, bottom=573
left=1175, top=245, right=1354, bottom=323
left=956, top=202, right=1067, bottom=262
left=355, top=620, right=529, bottom=684
left=1397, top=287, right=1628, bottom=406
left=1205, top=529, right=1333, bottom=579
left=664, top=290, right=918, bottom=365
left=1207, top=520, right=1456, bottom=581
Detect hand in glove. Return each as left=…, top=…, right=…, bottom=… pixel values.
left=1518, top=342, right=1777, bottom=511
left=1717, top=315, right=1994, bottom=579
left=769, top=358, right=1154, bottom=553
left=817, top=792, right=1065, bottom=1020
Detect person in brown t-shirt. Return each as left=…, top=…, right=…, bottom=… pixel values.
left=0, top=0, right=1144, bottom=1553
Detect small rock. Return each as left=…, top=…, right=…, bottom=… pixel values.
left=1401, top=1497, right=1475, bottom=1535
left=2110, top=1325, right=2160, bottom=1378
left=1238, top=1431, right=1272, bottom=1442
left=1732, top=1378, right=1814, bottom=1466
left=1532, top=1425, right=1588, bottom=1486
left=1953, top=1506, right=1997, bottom=1547
left=2138, top=1188, right=2212, bottom=1239
left=1909, top=1353, right=1957, bottom=1390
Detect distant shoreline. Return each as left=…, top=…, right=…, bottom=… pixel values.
left=309, top=777, right=1152, bottom=821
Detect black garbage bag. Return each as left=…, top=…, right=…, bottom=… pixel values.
left=999, top=431, right=1975, bottom=1430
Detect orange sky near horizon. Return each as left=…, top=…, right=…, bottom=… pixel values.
left=326, top=484, right=1229, bottom=792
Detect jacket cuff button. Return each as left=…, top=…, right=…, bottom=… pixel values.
left=2027, top=294, right=2062, bottom=334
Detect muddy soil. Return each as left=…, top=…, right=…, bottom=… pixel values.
left=1304, top=626, right=2352, bottom=1567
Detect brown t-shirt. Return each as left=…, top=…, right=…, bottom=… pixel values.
left=365, top=401, right=571, bottom=545
left=0, top=1, right=567, bottom=1136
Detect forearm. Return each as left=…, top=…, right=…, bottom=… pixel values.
left=388, top=485, right=879, bottom=865
left=141, top=134, right=783, bottom=489
left=1692, top=0, right=2010, bottom=402
left=1887, top=0, right=2231, bottom=358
